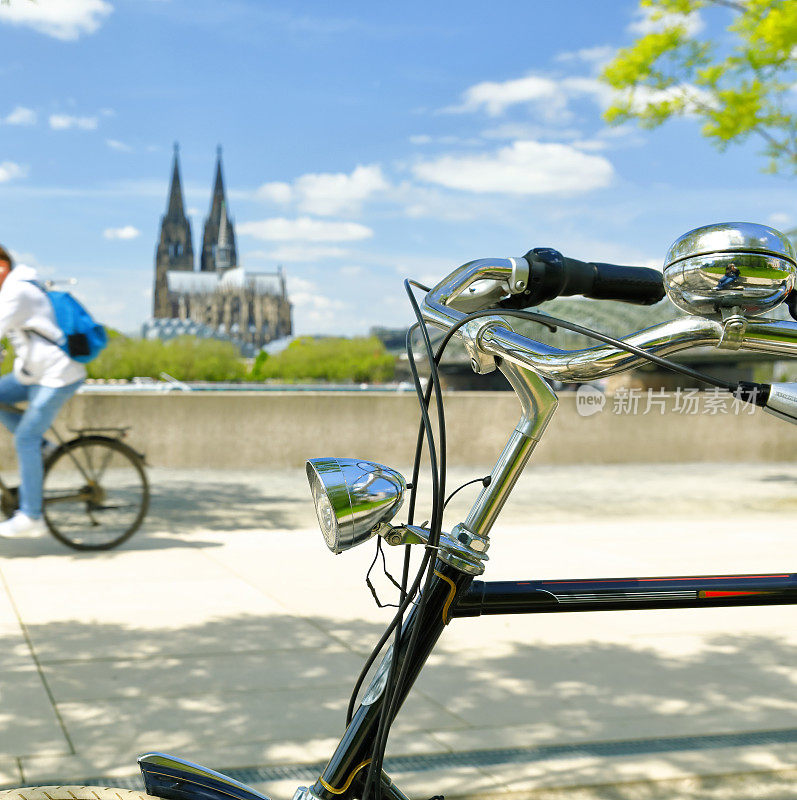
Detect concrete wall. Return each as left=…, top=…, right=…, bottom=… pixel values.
left=2, top=391, right=789, bottom=469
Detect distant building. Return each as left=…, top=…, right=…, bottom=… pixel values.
left=147, top=144, right=292, bottom=354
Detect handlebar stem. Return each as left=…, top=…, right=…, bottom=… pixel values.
left=459, top=361, right=558, bottom=543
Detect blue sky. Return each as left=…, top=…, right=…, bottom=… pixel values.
left=0, top=0, right=794, bottom=336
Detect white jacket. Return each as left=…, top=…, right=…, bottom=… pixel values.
left=0, top=264, right=86, bottom=387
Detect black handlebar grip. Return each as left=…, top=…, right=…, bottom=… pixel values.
left=501, top=248, right=665, bottom=308
left=570, top=259, right=665, bottom=305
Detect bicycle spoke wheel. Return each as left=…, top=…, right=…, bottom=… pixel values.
left=43, top=436, right=150, bottom=550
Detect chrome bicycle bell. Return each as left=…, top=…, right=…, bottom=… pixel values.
left=662, top=222, right=797, bottom=317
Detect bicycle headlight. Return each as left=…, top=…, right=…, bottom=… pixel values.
left=306, top=458, right=406, bottom=554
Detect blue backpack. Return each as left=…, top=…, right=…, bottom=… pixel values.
left=26, top=281, right=108, bottom=363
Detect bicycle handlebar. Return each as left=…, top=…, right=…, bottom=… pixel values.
left=421, top=257, right=797, bottom=382
left=500, top=248, right=665, bottom=308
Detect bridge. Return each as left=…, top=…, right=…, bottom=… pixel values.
left=377, top=298, right=797, bottom=389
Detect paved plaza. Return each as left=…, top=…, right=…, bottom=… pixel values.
left=0, top=463, right=795, bottom=800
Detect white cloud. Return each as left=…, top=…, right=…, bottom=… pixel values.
left=412, top=140, right=613, bottom=195
left=4, top=106, right=36, bottom=126
left=0, top=161, right=28, bottom=182
left=409, top=134, right=482, bottom=146
left=628, top=7, right=704, bottom=36
left=257, top=164, right=389, bottom=216
left=571, top=139, right=610, bottom=152
left=49, top=114, right=98, bottom=131
left=287, top=275, right=347, bottom=331
left=627, top=83, right=713, bottom=115
left=453, top=69, right=706, bottom=129
left=0, top=0, right=112, bottom=41
left=560, top=77, right=615, bottom=108
left=556, top=46, right=616, bottom=65
left=103, top=225, right=140, bottom=240
left=257, top=181, right=293, bottom=204
left=481, top=122, right=582, bottom=141
left=768, top=212, right=793, bottom=230
left=451, top=75, right=563, bottom=117
left=106, top=138, right=132, bottom=152
left=449, top=73, right=614, bottom=120
left=238, top=217, right=374, bottom=242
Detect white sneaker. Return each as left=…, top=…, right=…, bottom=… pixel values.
left=0, top=512, right=46, bottom=539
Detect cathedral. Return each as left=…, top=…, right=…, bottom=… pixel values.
left=148, top=145, right=292, bottom=354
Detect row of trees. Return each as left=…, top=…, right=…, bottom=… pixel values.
left=0, top=334, right=397, bottom=384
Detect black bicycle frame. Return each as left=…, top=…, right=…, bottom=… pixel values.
left=139, top=563, right=797, bottom=800
left=303, top=568, right=797, bottom=800
left=455, top=572, right=797, bottom=616
left=138, top=362, right=797, bottom=800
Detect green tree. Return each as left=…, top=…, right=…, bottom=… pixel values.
left=2, top=333, right=247, bottom=382
left=250, top=336, right=396, bottom=383
left=601, top=0, right=797, bottom=173
left=88, top=336, right=246, bottom=382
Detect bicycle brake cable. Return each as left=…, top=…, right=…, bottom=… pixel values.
left=345, top=321, right=441, bottom=726
left=362, top=283, right=448, bottom=800
left=361, top=291, right=731, bottom=800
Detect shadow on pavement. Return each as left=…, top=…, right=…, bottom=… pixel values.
left=4, top=611, right=795, bottom=780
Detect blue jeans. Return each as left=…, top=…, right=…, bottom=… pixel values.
left=0, top=374, right=83, bottom=518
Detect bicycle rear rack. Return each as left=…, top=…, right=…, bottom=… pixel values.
left=67, top=425, right=131, bottom=438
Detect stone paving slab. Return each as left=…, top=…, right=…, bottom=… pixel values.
left=0, top=462, right=795, bottom=798
left=0, top=665, right=69, bottom=758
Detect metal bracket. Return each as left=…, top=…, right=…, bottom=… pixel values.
left=461, top=318, right=496, bottom=375
left=438, top=523, right=490, bottom=575
left=377, top=522, right=489, bottom=575
left=461, top=315, right=515, bottom=375
left=509, top=255, right=530, bottom=295
left=718, top=307, right=748, bottom=350
left=376, top=523, right=429, bottom=546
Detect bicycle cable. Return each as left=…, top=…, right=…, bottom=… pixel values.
left=362, top=282, right=450, bottom=800
left=443, top=475, right=491, bottom=511
left=345, top=319, right=459, bottom=730
left=345, top=321, right=443, bottom=727
left=360, top=288, right=735, bottom=800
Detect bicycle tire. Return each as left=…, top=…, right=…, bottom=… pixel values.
left=0, top=787, right=150, bottom=800
left=42, top=436, right=150, bottom=551
left=0, top=486, right=18, bottom=519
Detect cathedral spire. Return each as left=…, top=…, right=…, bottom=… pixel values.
left=166, top=142, right=186, bottom=219
left=201, top=145, right=237, bottom=272
left=215, top=199, right=232, bottom=271
left=209, top=145, right=226, bottom=224
left=154, top=142, right=195, bottom=317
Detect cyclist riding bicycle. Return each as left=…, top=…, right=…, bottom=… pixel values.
left=0, top=244, right=85, bottom=540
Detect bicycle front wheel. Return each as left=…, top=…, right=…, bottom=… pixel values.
left=0, top=787, right=151, bottom=800
left=43, top=436, right=150, bottom=551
